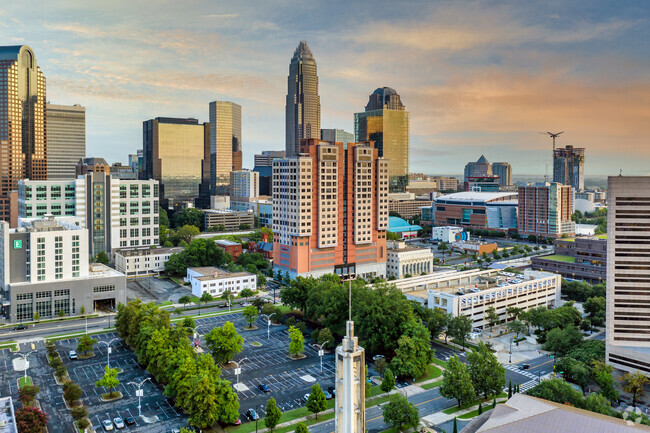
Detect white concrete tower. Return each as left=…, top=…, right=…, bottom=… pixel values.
left=335, top=320, right=365, bottom=433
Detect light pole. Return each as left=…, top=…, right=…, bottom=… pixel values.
left=509, top=337, right=513, bottom=364
left=97, top=338, right=119, bottom=370
left=128, top=378, right=151, bottom=418
left=315, top=341, right=330, bottom=373
left=261, top=313, right=276, bottom=340
left=85, top=314, right=88, bottom=334
left=17, top=350, right=37, bottom=384
left=232, top=357, right=249, bottom=385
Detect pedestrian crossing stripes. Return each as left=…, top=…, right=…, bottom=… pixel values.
left=504, top=364, right=538, bottom=380
left=518, top=379, right=538, bottom=393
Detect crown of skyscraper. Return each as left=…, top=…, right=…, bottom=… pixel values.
left=292, top=40, right=315, bottom=62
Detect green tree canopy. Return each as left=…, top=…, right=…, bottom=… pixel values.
left=584, top=392, right=611, bottom=415
left=390, top=319, right=433, bottom=379
left=381, top=368, right=396, bottom=393
left=205, top=321, right=244, bottom=364
left=177, top=225, right=201, bottom=244
left=623, top=371, right=650, bottom=408
left=306, top=384, right=327, bottom=419
left=264, top=397, right=282, bottom=432
left=77, top=335, right=97, bottom=355
left=242, top=305, right=259, bottom=328
left=467, top=342, right=506, bottom=399
left=288, top=325, right=305, bottom=358
left=542, top=326, right=583, bottom=356
left=95, top=251, right=109, bottom=265
left=448, top=316, right=473, bottom=350
left=96, top=366, right=121, bottom=397
left=382, top=394, right=420, bottom=430
left=440, top=355, right=476, bottom=407
left=171, top=208, right=203, bottom=228
left=527, top=378, right=584, bottom=408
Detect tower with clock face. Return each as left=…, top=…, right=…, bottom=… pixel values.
left=335, top=320, right=365, bottom=433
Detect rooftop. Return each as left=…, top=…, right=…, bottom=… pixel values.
left=114, top=246, right=184, bottom=257
left=0, top=396, right=16, bottom=433
left=214, top=239, right=241, bottom=247
left=188, top=267, right=254, bottom=281
left=387, top=216, right=422, bottom=233
left=13, top=216, right=83, bottom=233
left=204, top=209, right=253, bottom=214
left=538, top=255, right=576, bottom=263
left=436, top=191, right=518, bottom=203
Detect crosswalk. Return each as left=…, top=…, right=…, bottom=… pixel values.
left=504, top=364, right=538, bottom=381
left=518, top=379, right=539, bottom=393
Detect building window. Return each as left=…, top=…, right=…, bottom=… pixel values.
left=93, top=285, right=115, bottom=293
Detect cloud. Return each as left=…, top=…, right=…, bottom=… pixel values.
left=204, top=13, right=239, bottom=18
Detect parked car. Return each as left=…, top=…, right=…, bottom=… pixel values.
left=303, top=393, right=310, bottom=401
left=246, top=409, right=259, bottom=421
left=102, top=419, right=114, bottom=431
left=372, top=355, right=385, bottom=361
left=113, top=417, right=125, bottom=429
left=69, top=350, right=78, bottom=360
left=328, top=386, right=336, bottom=396
left=258, top=383, right=271, bottom=393
left=520, top=364, right=530, bottom=370
left=13, top=324, right=27, bottom=331
left=323, top=389, right=333, bottom=400
left=124, top=417, right=136, bottom=426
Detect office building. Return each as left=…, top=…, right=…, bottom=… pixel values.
left=75, top=157, right=110, bottom=176
left=464, top=155, right=492, bottom=181
left=388, top=193, right=432, bottom=218
left=18, top=175, right=159, bottom=257
left=46, top=103, right=86, bottom=180
left=354, top=87, right=409, bottom=193
left=492, top=162, right=512, bottom=187
left=606, top=176, right=650, bottom=374
left=272, top=139, right=389, bottom=279
left=433, top=176, right=459, bottom=192
left=128, top=150, right=142, bottom=176
left=204, top=209, right=254, bottom=231
left=465, top=176, right=501, bottom=192
left=531, top=236, right=606, bottom=284
left=254, top=151, right=286, bottom=196
left=114, top=246, right=183, bottom=277
left=254, top=150, right=286, bottom=167
left=321, top=129, right=354, bottom=145
left=209, top=101, right=241, bottom=195
left=386, top=241, right=434, bottom=278
left=230, top=170, right=259, bottom=201
left=0, top=45, right=46, bottom=225
left=432, top=191, right=518, bottom=231
left=142, top=117, right=210, bottom=209
left=554, top=145, right=585, bottom=191
left=432, top=226, right=466, bottom=243
left=406, top=181, right=437, bottom=195
left=518, top=182, right=575, bottom=238
left=0, top=216, right=127, bottom=323
left=335, top=321, right=365, bottom=433
left=186, top=267, right=256, bottom=298
left=110, top=163, right=137, bottom=179
left=286, top=41, right=320, bottom=157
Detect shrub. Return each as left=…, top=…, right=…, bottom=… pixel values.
left=71, top=406, right=88, bottom=420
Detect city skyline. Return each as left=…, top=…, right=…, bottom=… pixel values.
left=2, top=1, right=649, bottom=175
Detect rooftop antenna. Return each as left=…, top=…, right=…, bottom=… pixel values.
left=348, top=278, right=352, bottom=322
left=541, top=131, right=564, bottom=152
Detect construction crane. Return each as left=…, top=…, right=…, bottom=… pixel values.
left=541, top=131, right=564, bottom=152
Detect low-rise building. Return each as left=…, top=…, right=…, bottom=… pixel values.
left=114, top=246, right=184, bottom=277
left=531, top=235, right=606, bottom=284
left=450, top=239, right=497, bottom=255
left=388, top=193, right=432, bottom=218
left=386, top=241, right=434, bottom=278
left=387, top=216, right=422, bottom=239
left=0, top=216, right=126, bottom=323
left=431, top=191, right=518, bottom=232
left=203, top=209, right=255, bottom=231
left=0, top=396, right=17, bottom=433
left=432, top=226, right=466, bottom=243
left=214, top=239, right=243, bottom=260
left=186, top=267, right=257, bottom=298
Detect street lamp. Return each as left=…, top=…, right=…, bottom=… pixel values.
left=509, top=337, right=513, bottom=364
left=231, top=357, right=249, bottom=384
left=97, top=338, right=119, bottom=370
left=314, top=341, right=330, bottom=373
left=261, top=313, right=276, bottom=340
left=255, top=404, right=261, bottom=433
left=16, top=350, right=37, bottom=384
left=128, top=378, right=152, bottom=417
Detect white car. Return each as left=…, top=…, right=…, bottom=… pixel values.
left=304, top=393, right=310, bottom=401
left=113, top=417, right=125, bottom=429
left=69, top=350, right=78, bottom=360
left=102, top=419, right=114, bottom=431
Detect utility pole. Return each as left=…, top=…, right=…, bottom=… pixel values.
left=128, top=378, right=151, bottom=418
left=17, top=350, right=37, bottom=384
left=232, top=357, right=249, bottom=385
left=315, top=341, right=330, bottom=373
left=98, top=338, right=119, bottom=370
left=261, top=313, right=276, bottom=340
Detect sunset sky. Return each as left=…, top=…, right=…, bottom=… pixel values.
left=3, top=0, right=649, bottom=176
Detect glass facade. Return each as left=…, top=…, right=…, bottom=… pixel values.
left=46, top=104, right=86, bottom=180
left=209, top=101, right=241, bottom=194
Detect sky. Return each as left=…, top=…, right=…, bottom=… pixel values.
left=3, top=0, right=649, bottom=176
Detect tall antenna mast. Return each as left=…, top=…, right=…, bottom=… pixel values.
left=348, top=278, right=352, bottom=322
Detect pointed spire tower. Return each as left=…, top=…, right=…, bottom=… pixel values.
left=335, top=280, right=365, bottom=433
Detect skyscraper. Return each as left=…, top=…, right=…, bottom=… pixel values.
left=321, top=129, right=354, bottom=145
left=492, top=162, right=512, bottom=187
left=606, top=176, right=650, bottom=374
left=142, top=117, right=210, bottom=209
left=354, top=87, right=409, bottom=193
left=272, top=139, right=389, bottom=279
left=209, top=101, right=242, bottom=194
left=0, top=45, right=46, bottom=224
left=553, top=145, right=585, bottom=191
left=46, top=104, right=86, bottom=180
left=464, top=155, right=492, bottom=181
left=518, top=182, right=575, bottom=238
left=285, top=41, right=320, bottom=157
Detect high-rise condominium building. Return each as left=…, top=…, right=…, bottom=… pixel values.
left=142, top=117, right=210, bottom=209
left=492, top=162, right=513, bottom=186
left=606, top=176, right=650, bottom=374
left=18, top=174, right=159, bottom=257
left=553, top=145, right=585, bottom=191
left=321, top=129, right=354, bottom=145
left=230, top=170, right=259, bottom=201
left=464, top=155, right=492, bottom=181
left=272, top=139, right=389, bottom=279
left=0, top=45, right=46, bottom=225
left=286, top=41, right=321, bottom=157
left=354, top=87, right=409, bottom=193
left=209, top=101, right=242, bottom=194
left=46, top=104, right=86, bottom=180
left=518, top=182, right=575, bottom=238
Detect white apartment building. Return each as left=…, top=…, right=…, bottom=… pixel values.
left=0, top=216, right=126, bottom=322
left=606, top=176, right=650, bottom=374
left=230, top=170, right=259, bottom=200
left=114, top=246, right=184, bottom=277
left=386, top=241, right=434, bottom=278
left=18, top=174, right=159, bottom=257
left=186, top=267, right=257, bottom=298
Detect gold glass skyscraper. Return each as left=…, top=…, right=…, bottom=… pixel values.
left=0, top=45, right=46, bottom=224
left=209, top=101, right=241, bottom=195
left=354, top=87, right=409, bottom=193
left=286, top=41, right=320, bottom=157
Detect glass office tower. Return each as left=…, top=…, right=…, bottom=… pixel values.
left=209, top=101, right=242, bottom=195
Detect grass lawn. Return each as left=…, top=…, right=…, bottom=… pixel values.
left=451, top=339, right=479, bottom=351
left=458, top=403, right=503, bottom=419
left=158, top=301, right=173, bottom=306
left=415, top=365, right=442, bottom=383
left=443, top=393, right=507, bottom=414
left=0, top=341, right=18, bottom=351
left=539, top=254, right=575, bottom=263
left=431, top=358, right=448, bottom=368
left=367, top=395, right=393, bottom=408
left=18, top=376, right=32, bottom=388
left=367, top=386, right=383, bottom=398
left=227, top=400, right=336, bottom=433
left=421, top=381, right=442, bottom=390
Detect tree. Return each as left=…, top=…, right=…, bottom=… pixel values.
left=592, top=361, right=619, bottom=403
left=438, top=242, right=449, bottom=254
left=375, top=357, right=388, bottom=378
left=382, top=394, right=420, bottom=430
left=240, top=288, right=254, bottom=302
left=506, top=307, right=523, bottom=321
left=96, top=366, right=121, bottom=398
left=288, top=325, right=305, bottom=358
left=71, top=406, right=88, bottom=420
left=509, top=320, right=527, bottom=337
left=583, top=297, right=606, bottom=319
left=281, top=276, right=316, bottom=313
left=527, top=378, right=584, bottom=408
left=486, top=306, right=500, bottom=331
left=198, top=292, right=213, bottom=315
left=182, top=316, right=195, bottom=332
left=467, top=342, right=506, bottom=399
left=440, top=355, right=476, bottom=407
left=239, top=223, right=251, bottom=230
left=427, top=309, right=452, bottom=342
left=205, top=322, right=243, bottom=364
left=318, top=327, right=335, bottom=350
left=390, top=319, right=433, bottom=379
left=306, top=384, right=327, bottom=419
left=95, top=251, right=109, bottom=265
left=264, top=397, right=282, bottom=432
left=543, top=326, right=583, bottom=356
left=77, top=418, right=91, bottom=432
left=448, top=316, right=473, bottom=350
left=585, top=392, right=611, bottom=415
left=453, top=417, right=458, bottom=433
left=58, top=309, right=66, bottom=318
left=623, top=371, right=649, bottom=408
left=18, top=385, right=40, bottom=406
left=15, top=406, right=49, bottom=433
left=77, top=335, right=97, bottom=356
left=177, top=225, right=200, bottom=245
left=381, top=368, right=396, bottom=392
left=171, top=208, right=203, bottom=228
left=63, top=382, right=82, bottom=403
left=80, top=305, right=86, bottom=316
left=242, top=305, right=259, bottom=329
left=33, top=312, right=40, bottom=321
left=295, top=422, right=309, bottom=433
left=178, top=295, right=191, bottom=309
